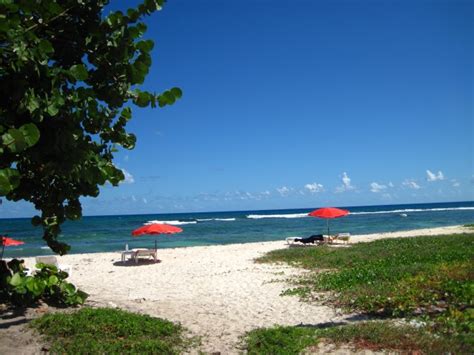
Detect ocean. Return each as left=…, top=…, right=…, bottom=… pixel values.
left=1, top=201, right=473, bottom=258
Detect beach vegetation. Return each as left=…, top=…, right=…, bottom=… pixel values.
left=32, top=307, right=194, bottom=354
left=255, top=233, right=474, bottom=351
left=0, top=0, right=181, bottom=255
left=244, top=321, right=467, bottom=354
left=0, top=259, right=87, bottom=306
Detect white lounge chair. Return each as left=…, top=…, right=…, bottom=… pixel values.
left=334, top=233, right=351, bottom=244
left=132, top=249, right=158, bottom=263
left=35, top=256, right=73, bottom=276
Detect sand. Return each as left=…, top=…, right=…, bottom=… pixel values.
left=10, top=225, right=471, bottom=353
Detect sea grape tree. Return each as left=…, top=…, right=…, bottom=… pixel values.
left=0, top=0, right=181, bottom=254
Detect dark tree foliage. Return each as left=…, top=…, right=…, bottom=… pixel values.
left=0, top=0, right=182, bottom=254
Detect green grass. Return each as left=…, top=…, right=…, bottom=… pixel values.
left=31, top=307, right=196, bottom=354
left=464, top=223, right=474, bottom=228
left=244, top=321, right=469, bottom=354
left=255, top=233, right=474, bottom=351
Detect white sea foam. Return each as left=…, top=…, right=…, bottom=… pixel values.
left=246, top=213, right=309, bottom=219
left=350, top=207, right=474, bottom=215
left=196, top=218, right=236, bottom=222
left=145, top=220, right=197, bottom=225
left=40, top=246, right=50, bottom=250
left=246, top=207, right=473, bottom=219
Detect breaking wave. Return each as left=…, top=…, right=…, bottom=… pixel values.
left=246, top=213, right=308, bottom=219
left=196, top=218, right=236, bottom=222
left=145, top=220, right=197, bottom=225
left=350, top=207, right=474, bottom=215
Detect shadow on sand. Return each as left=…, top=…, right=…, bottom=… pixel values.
left=112, top=259, right=162, bottom=267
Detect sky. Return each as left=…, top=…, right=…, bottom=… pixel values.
left=2, top=0, right=473, bottom=217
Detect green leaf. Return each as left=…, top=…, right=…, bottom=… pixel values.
left=121, top=107, right=132, bottom=121
left=61, top=282, right=76, bottom=295
left=0, top=168, right=20, bottom=195
left=2, top=128, right=27, bottom=153
left=136, top=39, right=154, bottom=52
left=26, top=277, right=44, bottom=296
left=26, top=94, right=40, bottom=113
left=170, top=87, right=183, bottom=98
left=135, top=91, right=151, bottom=107
left=38, top=39, right=54, bottom=55
left=69, top=64, right=89, bottom=81
left=9, top=273, right=23, bottom=287
left=48, top=275, right=59, bottom=286
left=19, top=123, right=40, bottom=147
left=46, top=102, right=59, bottom=116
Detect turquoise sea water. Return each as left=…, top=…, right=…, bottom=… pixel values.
left=1, top=201, right=473, bottom=258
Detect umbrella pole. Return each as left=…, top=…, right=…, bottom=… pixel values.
left=154, top=238, right=157, bottom=251
left=327, top=219, right=330, bottom=237
left=0, top=243, right=4, bottom=260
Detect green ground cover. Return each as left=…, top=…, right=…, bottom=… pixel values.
left=244, top=321, right=464, bottom=354
left=251, top=233, right=474, bottom=353
left=31, top=307, right=196, bottom=354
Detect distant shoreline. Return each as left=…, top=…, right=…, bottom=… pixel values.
left=1, top=200, right=473, bottom=220
left=4, top=201, right=473, bottom=258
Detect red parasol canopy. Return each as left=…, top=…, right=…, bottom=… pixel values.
left=1, top=235, right=25, bottom=260
left=131, top=224, right=183, bottom=250
left=132, top=224, right=183, bottom=236
left=308, top=207, right=349, bottom=219
left=1, top=236, right=25, bottom=247
left=308, top=207, right=350, bottom=236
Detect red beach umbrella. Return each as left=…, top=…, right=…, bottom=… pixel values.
left=1, top=235, right=25, bottom=260
left=308, top=207, right=349, bottom=236
left=131, top=224, right=183, bottom=250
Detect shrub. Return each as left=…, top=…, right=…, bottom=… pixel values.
left=32, top=308, right=192, bottom=354
left=0, top=258, right=87, bottom=306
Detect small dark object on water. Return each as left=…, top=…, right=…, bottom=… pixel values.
left=294, top=234, right=324, bottom=244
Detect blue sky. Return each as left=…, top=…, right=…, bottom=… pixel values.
left=2, top=0, right=473, bottom=217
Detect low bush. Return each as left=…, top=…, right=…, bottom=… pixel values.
left=32, top=307, right=193, bottom=354
left=0, top=258, right=87, bottom=306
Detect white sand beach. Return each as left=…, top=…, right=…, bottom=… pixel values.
left=20, top=225, right=471, bottom=353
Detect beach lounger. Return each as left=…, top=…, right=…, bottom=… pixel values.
left=35, top=256, right=73, bottom=276
left=132, top=248, right=158, bottom=263
left=286, top=234, right=325, bottom=245
left=333, top=233, right=351, bottom=244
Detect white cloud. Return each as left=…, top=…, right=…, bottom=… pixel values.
left=276, top=186, right=291, bottom=196
left=342, top=172, right=352, bottom=188
left=426, top=170, right=444, bottom=182
left=451, top=179, right=460, bottom=188
left=121, top=169, right=135, bottom=184
left=304, top=182, right=324, bottom=193
left=402, top=180, right=421, bottom=189
left=335, top=172, right=354, bottom=193
left=370, top=182, right=387, bottom=193
left=123, top=155, right=129, bottom=162
left=142, top=198, right=148, bottom=204
left=388, top=182, right=394, bottom=188
left=131, top=195, right=137, bottom=202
